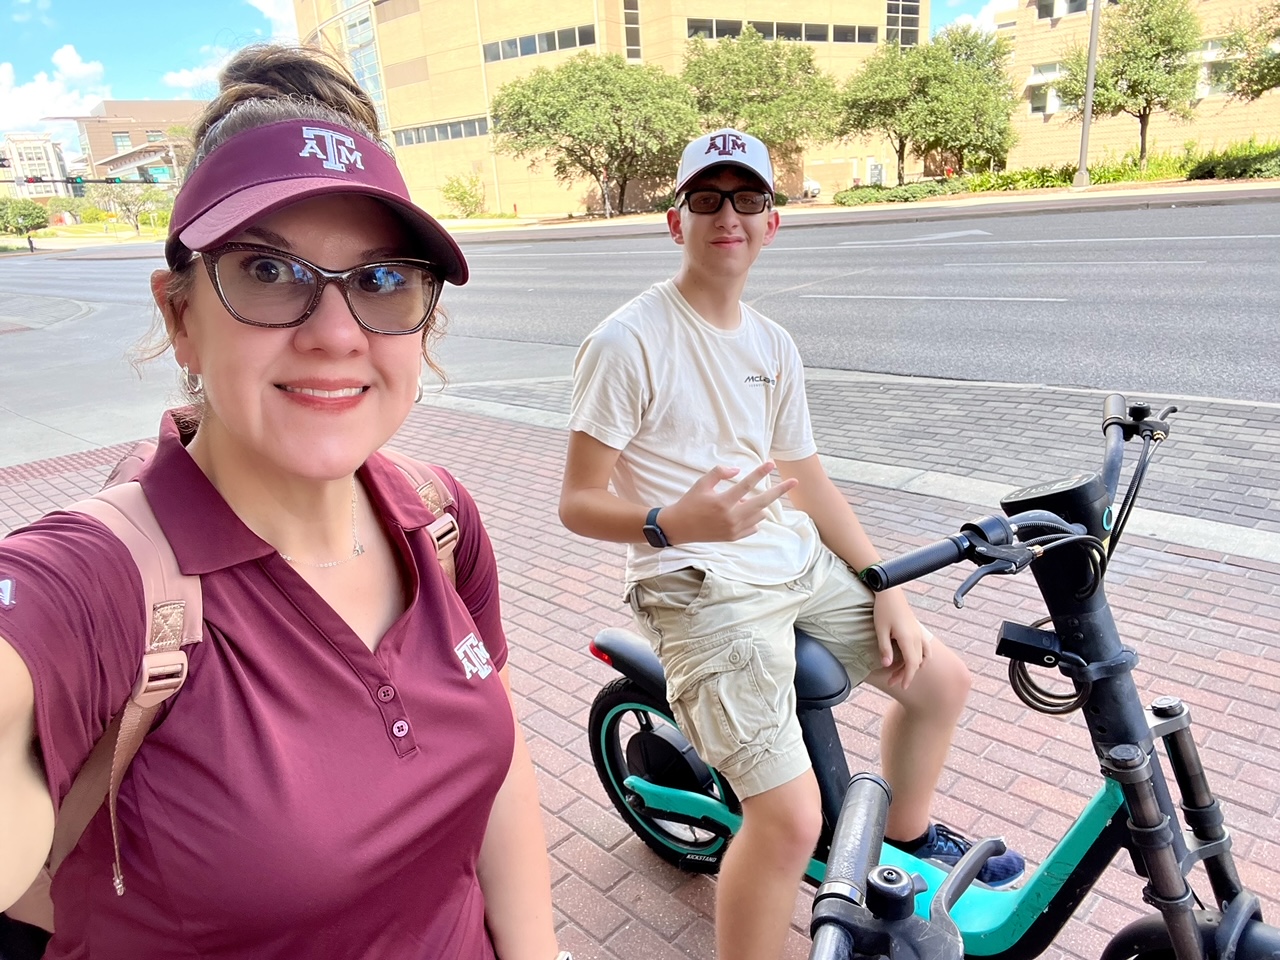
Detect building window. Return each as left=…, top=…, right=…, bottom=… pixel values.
left=1066, top=0, right=1086, bottom=12
left=886, top=1, right=921, bottom=46
left=776, top=21, right=802, bottom=40
left=804, top=23, right=828, bottom=42
left=1029, top=87, right=1061, bottom=114
left=858, top=25, right=878, bottom=42
left=501, top=37, right=519, bottom=58
left=833, top=24, right=856, bottom=42
left=393, top=115, right=490, bottom=147
left=688, top=18, right=712, bottom=38
left=578, top=23, right=595, bottom=45
left=715, top=19, right=741, bottom=38
left=1037, top=0, right=1055, bottom=18
left=519, top=34, right=537, bottom=56
left=145, top=130, right=165, bottom=142
left=749, top=20, right=773, bottom=38
left=483, top=41, right=500, bottom=61
left=558, top=26, right=578, bottom=47
left=112, top=133, right=131, bottom=153
left=538, top=31, right=556, bottom=53
left=623, top=0, right=641, bottom=60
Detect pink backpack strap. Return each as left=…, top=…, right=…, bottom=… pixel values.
left=55, top=483, right=201, bottom=898
left=380, top=450, right=459, bottom=585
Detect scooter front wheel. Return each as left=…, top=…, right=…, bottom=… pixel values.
left=588, top=677, right=739, bottom=874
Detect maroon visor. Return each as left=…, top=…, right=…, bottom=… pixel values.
left=168, top=119, right=468, bottom=285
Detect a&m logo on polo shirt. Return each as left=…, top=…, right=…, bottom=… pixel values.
left=298, top=127, right=365, bottom=173
left=705, top=132, right=748, bottom=158
left=455, top=632, right=493, bottom=680
left=0, top=576, right=13, bottom=609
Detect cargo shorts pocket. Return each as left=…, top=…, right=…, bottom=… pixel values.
left=663, top=632, right=780, bottom=768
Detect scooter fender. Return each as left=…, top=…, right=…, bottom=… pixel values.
left=592, top=627, right=668, bottom=702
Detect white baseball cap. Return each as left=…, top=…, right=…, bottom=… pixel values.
left=674, top=128, right=775, bottom=196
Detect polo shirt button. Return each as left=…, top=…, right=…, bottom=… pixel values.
left=391, top=719, right=410, bottom=738
left=377, top=685, right=396, bottom=702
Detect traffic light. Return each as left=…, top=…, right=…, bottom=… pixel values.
left=105, top=176, right=123, bottom=183
left=23, top=176, right=45, bottom=183
left=65, top=175, right=85, bottom=184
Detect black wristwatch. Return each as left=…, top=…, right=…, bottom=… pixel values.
left=642, top=507, right=671, bottom=548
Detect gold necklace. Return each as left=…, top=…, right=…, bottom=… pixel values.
left=278, top=478, right=366, bottom=568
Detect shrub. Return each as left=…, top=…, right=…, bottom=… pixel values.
left=774, top=192, right=789, bottom=206
left=1186, top=139, right=1280, bottom=180
left=439, top=172, right=486, bottom=218
left=80, top=206, right=108, bottom=223
left=833, top=185, right=889, bottom=206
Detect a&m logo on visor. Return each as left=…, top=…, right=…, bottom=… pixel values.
left=705, top=132, right=747, bottom=158
left=298, top=127, right=365, bottom=173
left=455, top=632, right=494, bottom=680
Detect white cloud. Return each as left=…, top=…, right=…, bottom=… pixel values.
left=951, top=0, right=1019, bottom=33
left=10, top=0, right=53, bottom=26
left=0, top=44, right=109, bottom=157
left=245, top=0, right=298, bottom=39
left=163, top=45, right=231, bottom=94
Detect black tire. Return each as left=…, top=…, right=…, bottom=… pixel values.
left=588, top=677, right=739, bottom=874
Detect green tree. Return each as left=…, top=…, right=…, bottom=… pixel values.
left=1224, top=1, right=1280, bottom=101
left=440, top=172, right=486, bottom=218
left=682, top=24, right=839, bottom=172
left=491, top=52, right=700, bottom=215
left=1055, top=0, right=1202, bottom=168
left=165, top=124, right=195, bottom=181
left=46, top=195, right=86, bottom=224
left=85, top=183, right=172, bottom=231
left=3, top=198, right=49, bottom=234
left=911, top=26, right=1018, bottom=174
left=840, top=42, right=924, bottom=186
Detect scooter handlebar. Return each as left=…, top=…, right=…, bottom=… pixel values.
left=860, top=535, right=970, bottom=592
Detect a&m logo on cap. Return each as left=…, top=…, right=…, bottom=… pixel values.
left=705, top=131, right=748, bottom=158
left=298, top=126, right=365, bottom=173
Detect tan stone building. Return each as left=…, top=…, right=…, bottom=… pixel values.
left=293, top=0, right=930, bottom=215
left=1001, top=0, right=1280, bottom=170
left=55, top=100, right=208, bottom=184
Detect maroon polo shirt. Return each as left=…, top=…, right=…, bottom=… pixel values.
left=0, top=417, right=513, bottom=958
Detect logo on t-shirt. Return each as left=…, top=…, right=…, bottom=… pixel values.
left=0, top=577, right=14, bottom=609
left=455, top=632, right=493, bottom=680
left=744, top=373, right=777, bottom=386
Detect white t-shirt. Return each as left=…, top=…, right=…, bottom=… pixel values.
left=569, top=279, right=821, bottom=586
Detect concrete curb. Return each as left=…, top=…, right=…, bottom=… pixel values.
left=451, top=183, right=1280, bottom=246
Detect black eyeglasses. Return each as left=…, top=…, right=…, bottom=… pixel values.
left=199, top=243, right=444, bottom=335
left=679, top=189, right=773, bottom=215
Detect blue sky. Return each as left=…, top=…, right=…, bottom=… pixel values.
left=2, top=0, right=1002, bottom=157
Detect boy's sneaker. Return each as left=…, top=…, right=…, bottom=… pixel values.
left=893, top=823, right=1026, bottom=888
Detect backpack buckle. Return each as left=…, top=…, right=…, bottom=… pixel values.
left=426, top=513, right=459, bottom=560
left=132, top=650, right=189, bottom=709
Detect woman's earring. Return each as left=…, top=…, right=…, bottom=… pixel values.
left=414, top=381, right=424, bottom=403
left=182, top=364, right=204, bottom=396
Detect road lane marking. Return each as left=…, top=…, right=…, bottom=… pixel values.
left=939, top=260, right=1206, bottom=267
left=799, top=294, right=1070, bottom=302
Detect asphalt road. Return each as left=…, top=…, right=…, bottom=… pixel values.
left=445, top=201, right=1280, bottom=401
left=0, top=201, right=1276, bottom=466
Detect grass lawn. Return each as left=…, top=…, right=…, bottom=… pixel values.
left=39, top=222, right=167, bottom=241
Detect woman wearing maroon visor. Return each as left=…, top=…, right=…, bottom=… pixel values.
left=0, top=44, right=563, bottom=960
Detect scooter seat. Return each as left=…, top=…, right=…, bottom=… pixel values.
left=591, top=628, right=851, bottom=710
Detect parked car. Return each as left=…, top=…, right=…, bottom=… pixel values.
left=801, top=178, right=821, bottom=199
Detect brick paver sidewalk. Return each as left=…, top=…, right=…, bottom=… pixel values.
left=2, top=403, right=1277, bottom=959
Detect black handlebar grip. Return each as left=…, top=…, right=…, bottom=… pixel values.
left=809, top=921, right=858, bottom=960
left=860, top=535, right=969, bottom=592
left=1102, top=393, right=1127, bottom=431
left=820, top=774, right=893, bottom=899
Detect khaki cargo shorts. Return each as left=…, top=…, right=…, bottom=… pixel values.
left=626, top=546, right=881, bottom=800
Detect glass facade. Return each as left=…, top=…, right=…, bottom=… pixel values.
left=483, top=23, right=597, bottom=62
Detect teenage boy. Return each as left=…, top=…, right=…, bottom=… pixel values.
left=560, top=129, right=1024, bottom=960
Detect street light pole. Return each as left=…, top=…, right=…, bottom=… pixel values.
left=1073, top=0, right=1105, bottom=188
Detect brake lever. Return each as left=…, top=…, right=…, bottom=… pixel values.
left=953, top=545, right=1036, bottom=608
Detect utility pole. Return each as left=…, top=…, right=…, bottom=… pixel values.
left=1073, top=0, right=1105, bottom=188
